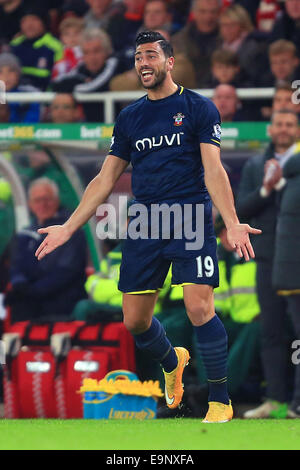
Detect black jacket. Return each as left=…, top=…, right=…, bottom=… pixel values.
left=273, top=152, right=300, bottom=290
left=9, top=209, right=87, bottom=321
left=236, top=145, right=282, bottom=262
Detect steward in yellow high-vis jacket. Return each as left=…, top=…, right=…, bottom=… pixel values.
left=72, top=242, right=172, bottom=321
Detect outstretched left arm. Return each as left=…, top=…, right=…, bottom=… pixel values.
left=201, top=143, right=261, bottom=260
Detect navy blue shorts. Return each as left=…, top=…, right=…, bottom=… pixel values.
left=118, top=198, right=219, bottom=293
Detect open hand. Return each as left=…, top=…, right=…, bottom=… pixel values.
left=227, top=223, right=262, bottom=261
left=35, top=224, right=72, bottom=260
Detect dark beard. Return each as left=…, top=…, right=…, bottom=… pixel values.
left=139, top=69, right=167, bottom=90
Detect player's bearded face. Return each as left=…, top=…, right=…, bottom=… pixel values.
left=135, top=44, right=169, bottom=89
left=270, top=115, right=299, bottom=149
left=137, top=60, right=167, bottom=89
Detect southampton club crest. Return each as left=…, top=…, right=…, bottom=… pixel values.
left=173, top=112, right=185, bottom=126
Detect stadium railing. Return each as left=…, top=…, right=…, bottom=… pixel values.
left=5, top=88, right=275, bottom=124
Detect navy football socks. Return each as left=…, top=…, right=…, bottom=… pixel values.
left=194, top=315, right=230, bottom=405
left=133, top=316, right=178, bottom=372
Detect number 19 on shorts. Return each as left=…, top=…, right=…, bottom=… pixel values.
left=196, top=255, right=214, bottom=278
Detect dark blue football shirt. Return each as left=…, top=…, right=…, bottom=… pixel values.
left=110, top=86, right=221, bottom=203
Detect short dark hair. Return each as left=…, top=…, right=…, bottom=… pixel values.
left=211, top=49, right=239, bottom=67
left=135, top=31, right=174, bottom=58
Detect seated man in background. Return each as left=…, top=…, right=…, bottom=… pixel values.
left=261, top=82, right=300, bottom=120
left=52, top=28, right=120, bottom=122
left=261, top=40, right=300, bottom=87
left=213, top=84, right=246, bottom=122
left=48, top=93, right=81, bottom=123
left=140, top=0, right=173, bottom=35
left=5, top=177, right=87, bottom=323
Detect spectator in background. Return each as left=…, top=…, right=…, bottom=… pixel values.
left=272, top=84, right=294, bottom=112
left=210, top=49, right=246, bottom=88
left=84, top=0, right=123, bottom=30
left=0, top=52, right=40, bottom=122
left=10, top=6, right=63, bottom=91
left=261, top=81, right=300, bottom=122
left=52, top=28, right=120, bottom=122
left=272, top=83, right=300, bottom=115
left=171, top=0, right=222, bottom=87
left=141, top=0, right=173, bottom=34
left=237, top=109, right=300, bottom=419
left=110, top=29, right=196, bottom=91
left=220, top=4, right=254, bottom=51
left=263, top=40, right=300, bottom=87
left=49, top=93, right=80, bottom=123
left=6, top=177, right=87, bottom=322
left=219, top=4, right=268, bottom=86
left=0, top=0, right=28, bottom=45
left=270, top=0, right=300, bottom=58
left=213, top=84, right=244, bottom=122
left=52, top=17, right=84, bottom=80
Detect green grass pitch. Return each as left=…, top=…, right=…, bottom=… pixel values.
left=0, top=419, right=299, bottom=450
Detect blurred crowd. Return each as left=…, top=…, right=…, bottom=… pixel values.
left=0, top=0, right=299, bottom=122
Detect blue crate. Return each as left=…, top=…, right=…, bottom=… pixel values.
left=82, top=370, right=158, bottom=420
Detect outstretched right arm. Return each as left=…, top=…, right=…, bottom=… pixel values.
left=35, top=154, right=129, bottom=260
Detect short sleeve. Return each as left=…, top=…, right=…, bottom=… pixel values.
left=195, top=98, right=221, bottom=147
left=109, top=111, right=131, bottom=162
